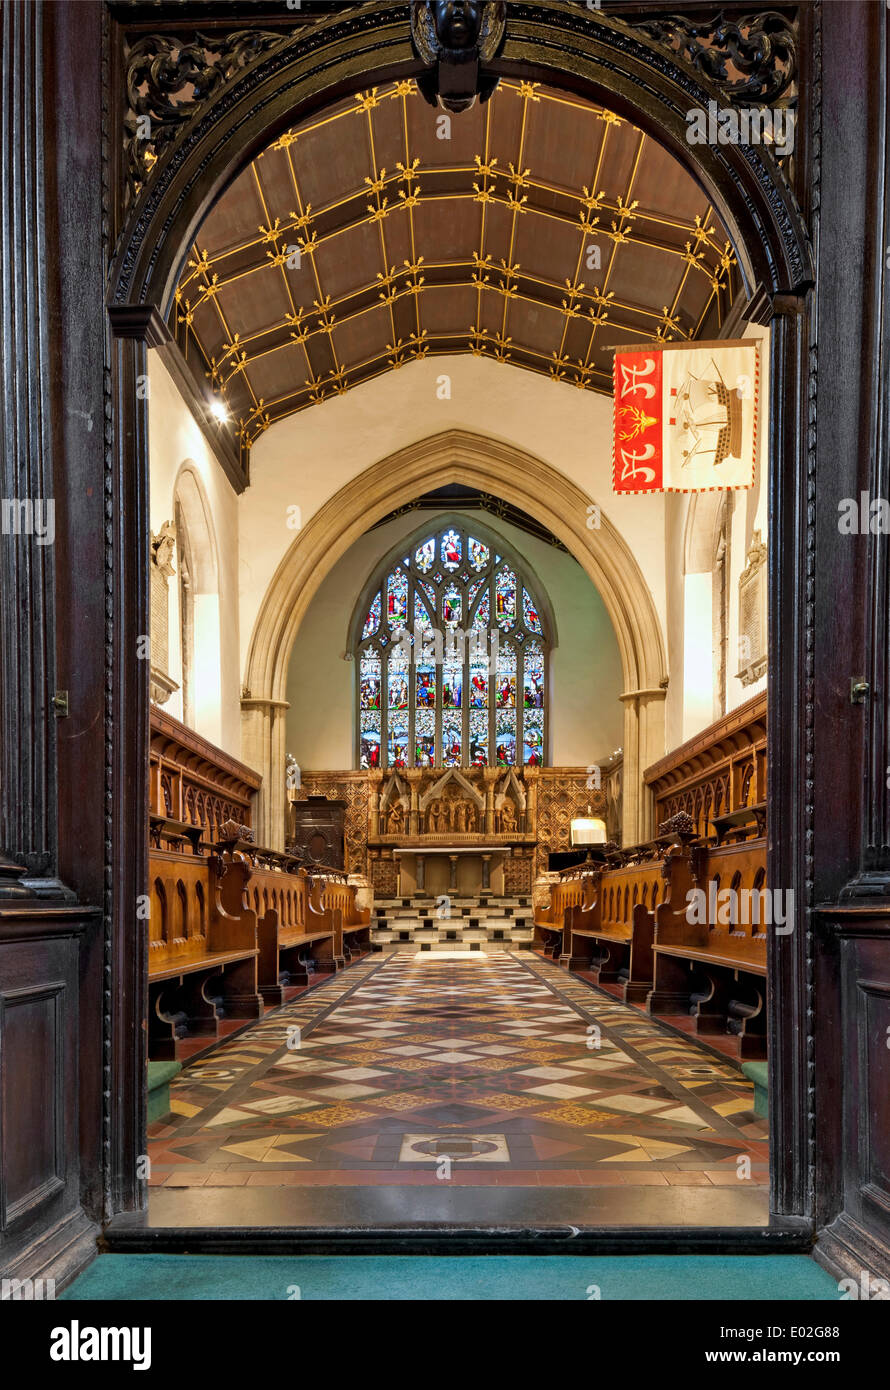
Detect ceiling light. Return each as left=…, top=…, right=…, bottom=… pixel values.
left=210, top=398, right=229, bottom=423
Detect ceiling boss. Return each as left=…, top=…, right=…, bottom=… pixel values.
left=411, top=1, right=508, bottom=113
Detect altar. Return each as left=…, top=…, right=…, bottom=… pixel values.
left=393, top=843, right=513, bottom=897
left=366, top=765, right=539, bottom=899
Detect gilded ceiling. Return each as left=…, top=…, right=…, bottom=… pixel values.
left=171, top=77, right=740, bottom=448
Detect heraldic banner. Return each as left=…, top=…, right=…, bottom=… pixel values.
left=612, top=339, right=759, bottom=495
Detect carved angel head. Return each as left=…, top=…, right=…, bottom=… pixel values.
left=433, top=1, right=482, bottom=51
left=412, top=1, right=507, bottom=111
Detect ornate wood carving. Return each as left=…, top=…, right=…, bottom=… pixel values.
left=149, top=706, right=260, bottom=838
left=108, top=2, right=813, bottom=315
left=645, top=692, right=767, bottom=837
left=630, top=10, right=797, bottom=105
left=123, top=28, right=287, bottom=203
left=411, top=1, right=507, bottom=112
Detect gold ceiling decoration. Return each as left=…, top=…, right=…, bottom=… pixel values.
left=170, top=78, right=739, bottom=448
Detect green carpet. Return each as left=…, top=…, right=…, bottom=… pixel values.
left=62, top=1253, right=840, bottom=1301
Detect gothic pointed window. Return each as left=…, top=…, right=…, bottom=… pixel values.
left=352, top=520, right=551, bottom=768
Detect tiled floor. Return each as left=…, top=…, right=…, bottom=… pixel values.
left=148, top=950, right=768, bottom=1194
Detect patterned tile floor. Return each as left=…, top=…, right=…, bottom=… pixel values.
left=148, top=951, right=768, bottom=1190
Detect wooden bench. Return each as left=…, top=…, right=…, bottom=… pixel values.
left=148, top=844, right=262, bottom=1060
left=564, top=851, right=664, bottom=1004
left=646, top=817, right=767, bottom=1058
left=533, top=869, right=596, bottom=957
left=305, top=869, right=372, bottom=966
left=231, top=842, right=334, bottom=1003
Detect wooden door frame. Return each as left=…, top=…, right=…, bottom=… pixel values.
left=104, top=0, right=818, bottom=1236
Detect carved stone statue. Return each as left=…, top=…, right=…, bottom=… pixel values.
left=500, top=799, right=517, bottom=834
left=411, top=1, right=507, bottom=113
left=387, top=801, right=405, bottom=835
left=427, top=798, right=445, bottom=833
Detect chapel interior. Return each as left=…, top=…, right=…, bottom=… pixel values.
left=142, top=71, right=771, bottom=1229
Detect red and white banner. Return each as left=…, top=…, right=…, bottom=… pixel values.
left=612, top=339, right=759, bottom=495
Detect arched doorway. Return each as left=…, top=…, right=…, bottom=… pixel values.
left=106, top=2, right=814, bottom=1232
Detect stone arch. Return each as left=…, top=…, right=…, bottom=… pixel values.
left=241, top=430, right=667, bottom=847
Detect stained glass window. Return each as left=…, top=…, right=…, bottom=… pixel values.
left=415, top=661, right=436, bottom=710
left=442, top=711, right=462, bottom=767
left=469, top=709, right=489, bottom=766
left=360, top=711, right=381, bottom=769
left=522, top=588, right=542, bottom=634
left=363, top=592, right=381, bottom=639
left=523, top=709, right=544, bottom=766
left=360, top=655, right=381, bottom=710
left=523, top=642, right=545, bottom=709
left=354, top=522, right=549, bottom=768
left=495, top=711, right=517, bottom=767
left=388, top=712, right=409, bottom=768
left=495, top=568, right=517, bottom=630
left=472, top=590, right=490, bottom=631
left=496, top=642, right=517, bottom=709
left=415, top=538, right=435, bottom=573
left=388, top=647, right=409, bottom=710
left=443, top=662, right=463, bottom=709
left=415, top=708, right=435, bottom=767
left=441, top=529, right=461, bottom=570
left=387, top=569, right=409, bottom=629
left=468, top=538, right=489, bottom=571
left=467, top=578, right=485, bottom=610
left=414, top=592, right=433, bottom=631
left=442, top=584, right=461, bottom=628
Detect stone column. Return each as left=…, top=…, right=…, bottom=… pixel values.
left=483, top=767, right=498, bottom=835
left=481, top=853, right=491, bottom=893
left=368, top=771, right=383, bottom=837
left=448, top=854, right=459, bottom=891
left=523, top=765, right=539, bottom=835
left=619, top=686, right=666, bottom=845
left=416, top=853, right=426, bottom=893
left=241, top=695, right=291, bottom=849
left=407, top=768, right=422, bottom=835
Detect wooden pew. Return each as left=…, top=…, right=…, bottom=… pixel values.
left=148, top=825, right=262, bottom=1060
left=303, top=869, right=372, bottom=968
left=533, top=869, right=596, bottom=958
left=564, top=850, right=663, bottom=1004
left=235, top=840, right=338, bottom=1003
left=647, top=813, right=767, bottom=1058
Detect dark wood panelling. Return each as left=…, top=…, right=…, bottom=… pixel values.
left=815, top=909, right=890, bottom=1281
left=0, top=909, right=99, bottom=1283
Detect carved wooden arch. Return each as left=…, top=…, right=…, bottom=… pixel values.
left=104, top=0, right=818, bottom=1231
left=108, top=1, right=811, bottom=313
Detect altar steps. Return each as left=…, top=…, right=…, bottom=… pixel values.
left=371, top=895, right=533, bottom=952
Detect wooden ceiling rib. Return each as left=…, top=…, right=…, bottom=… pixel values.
left=171, top=78, right=740, bottom=447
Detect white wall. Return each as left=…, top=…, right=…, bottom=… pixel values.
left=662, top=323, right=770, bottom=748
left=240, top=355, right=667, bottom=677
left=148, top=352, right=242, bottom=755
left=284, top=509, right=625, bottom=771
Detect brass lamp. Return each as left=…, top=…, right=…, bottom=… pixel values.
left=570, top=807, right=608, bottom=863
